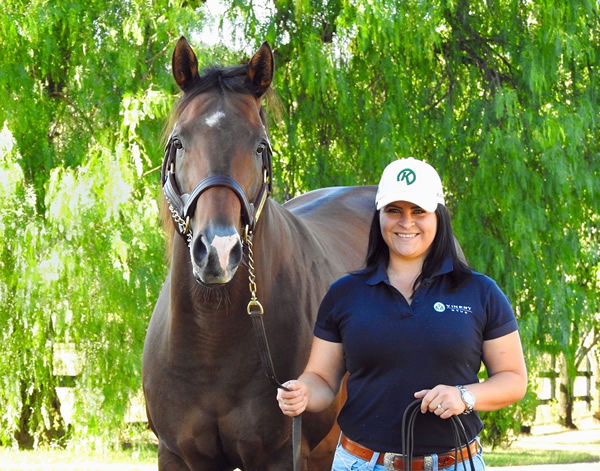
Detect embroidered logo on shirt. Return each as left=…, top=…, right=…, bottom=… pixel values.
left=433, top=302, right=473, bottom=315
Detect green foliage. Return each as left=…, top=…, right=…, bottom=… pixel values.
left=479, top=381, right=539, bottom=449
left=235, top=0, right=600, bottom=441
left=0, top=140, right=62, bottom=448
left=41, top=139, right=166, bottom=446
left=0, top=0, right=599, bottom=449
left=0, top=0, right=206, bottom=447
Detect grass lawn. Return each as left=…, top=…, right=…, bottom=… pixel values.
left=0, top=446, right=157, bottom=470
left=1, top=443, right=599, bottom=469
left=484, top=447, right=600, bottom=466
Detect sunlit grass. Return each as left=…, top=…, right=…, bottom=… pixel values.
left=484, top=448, right=600, bottom=466
left=2, top=443, right=600, bottom=470
left=0, top=446, right=156, bottom=470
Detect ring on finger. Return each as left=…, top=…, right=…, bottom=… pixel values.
left=436, top=404, right=444, bottom=410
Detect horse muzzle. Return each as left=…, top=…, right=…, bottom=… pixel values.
left=190, top=227, right=243, bottom=284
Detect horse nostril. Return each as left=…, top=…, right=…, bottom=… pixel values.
left=229, top=240, right=242, bottom=268
left=192, top=235, right=208, bottom=265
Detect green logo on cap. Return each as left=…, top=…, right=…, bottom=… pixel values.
left=397, top=168, right=416, bottom=185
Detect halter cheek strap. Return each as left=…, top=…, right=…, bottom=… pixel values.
left=161, top=131, right=273, bottom=245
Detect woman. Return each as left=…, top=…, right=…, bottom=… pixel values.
left=277, top=157, right=527, bottom=470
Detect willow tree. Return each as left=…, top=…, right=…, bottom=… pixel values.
left=227, top=0, right=600, bottom=442
left=0, top=0, right=213, bottom=447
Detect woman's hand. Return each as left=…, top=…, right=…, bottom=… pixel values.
left=414, top=332, right=528, bottom=419
left=276, top=337, right=346, bottom=417
left=414, top=385, right=465, bottom=419
left=277, top=380, right=309, bottom=417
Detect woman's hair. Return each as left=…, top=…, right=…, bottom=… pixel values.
left=361, top=204, right=471, bottom=293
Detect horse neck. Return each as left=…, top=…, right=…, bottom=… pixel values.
left=250, top=199, right=304, bottom=265
left=249, top=198, right=337, bottom=296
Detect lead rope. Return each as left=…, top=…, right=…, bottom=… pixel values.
left=401, top=399, right=475, bottom=471
left=245, top=230, right=302, bottom=471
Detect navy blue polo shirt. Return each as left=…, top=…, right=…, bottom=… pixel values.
left=314, top=257, right=518, bottom=455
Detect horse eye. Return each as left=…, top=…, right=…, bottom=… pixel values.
left=173, top=138, right=183, bottom=150
left=256, top=144, right=266, bottom=155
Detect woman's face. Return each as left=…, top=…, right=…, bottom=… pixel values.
left=379, top=201, right=438, bottom=263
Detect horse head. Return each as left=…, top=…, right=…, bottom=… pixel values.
left=162, top=37, right=273, bottom=285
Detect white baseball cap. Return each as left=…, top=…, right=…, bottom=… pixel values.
left=375, top=157, right=445, bottom=212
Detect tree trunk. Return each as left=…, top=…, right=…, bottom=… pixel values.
left=594, top=344, right=600, bottom=421
left=558, top=357, right=577, bottom=429
left=14, top=381, right=68, bottom=449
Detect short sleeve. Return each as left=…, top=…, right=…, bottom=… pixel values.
left=483, top=279, right=518, bottom=340
left=313, top=281, right=344, bottom=343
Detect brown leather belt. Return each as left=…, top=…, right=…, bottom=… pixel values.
left=340, top=433, right=478, bottom=470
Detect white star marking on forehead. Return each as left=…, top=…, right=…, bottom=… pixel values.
left=205, top=110, right=226, bottom=127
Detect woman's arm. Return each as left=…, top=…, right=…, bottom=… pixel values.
left=277, top=337, right=345, bottom=417
left=470, top=329, right=528, bottom=409
left=415, top=330, right=528, bottom=417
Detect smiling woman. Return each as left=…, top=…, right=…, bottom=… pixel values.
left=277, top=157, right=528, bottom=471
left=380, top=201, right=437, bottom=274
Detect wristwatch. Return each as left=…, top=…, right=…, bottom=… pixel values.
left=456, top=385, right=475, bottom=414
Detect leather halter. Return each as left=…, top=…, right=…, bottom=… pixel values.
left=161, top=130, right=273, bottom=244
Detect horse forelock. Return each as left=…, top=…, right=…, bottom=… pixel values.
left=162, top=65, right=260, bottom=137
left=174, top=65, right=270, bottom=122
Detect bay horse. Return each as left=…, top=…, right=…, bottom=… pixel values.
left=142, top=37, right=376, bottom=470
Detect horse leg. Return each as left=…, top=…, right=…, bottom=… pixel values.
left=242, top=441, right=309, bottom=471
left=158, top=441, right=190, bottom=471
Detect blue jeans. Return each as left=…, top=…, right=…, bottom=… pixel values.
left=331, top=441, right=486, bottom=471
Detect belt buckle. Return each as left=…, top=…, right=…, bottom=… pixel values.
left=383, top=453, right=398, bottom=471
left=382, top=453, right=433, bottom=471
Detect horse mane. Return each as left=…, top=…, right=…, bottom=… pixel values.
left=159, top=62, right=280, bottom=261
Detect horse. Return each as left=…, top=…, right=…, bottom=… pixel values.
left=142, top=36, right=376, bottom=471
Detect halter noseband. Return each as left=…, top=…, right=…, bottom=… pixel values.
left=161, top=131, right=273, bottom=245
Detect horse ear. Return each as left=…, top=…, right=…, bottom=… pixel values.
left=172, top=36, right=199, bottom=92
left=247, top=41, right=273, bottom=98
